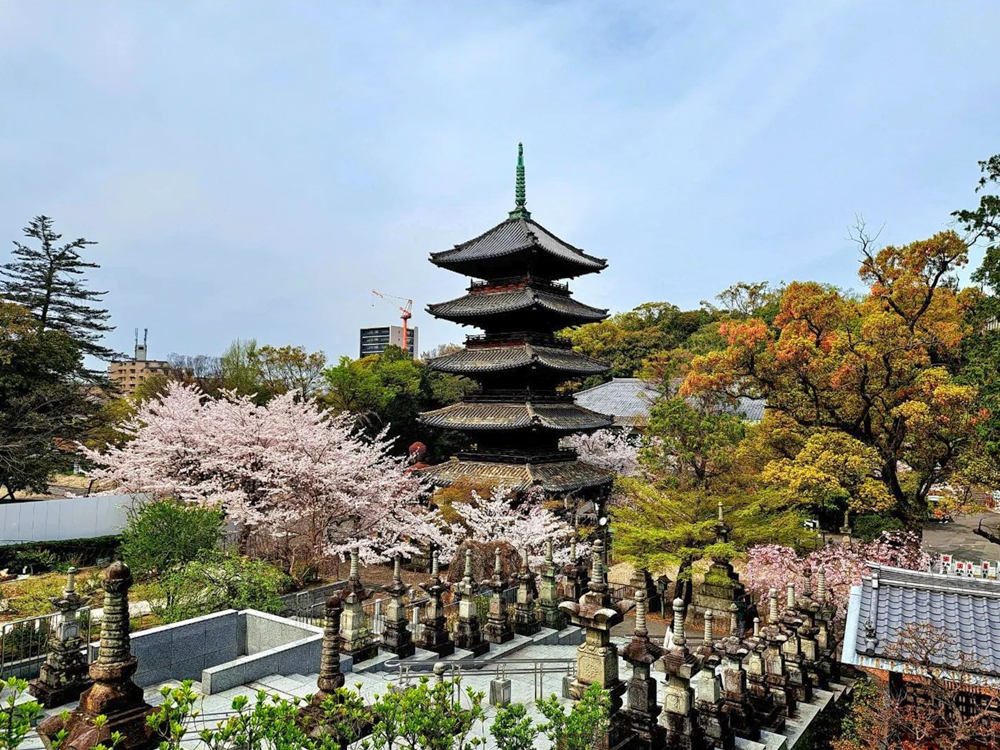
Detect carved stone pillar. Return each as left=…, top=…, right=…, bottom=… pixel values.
left=452, top=548, right=488, bottom=656
left=558, top=538, right=589, bottom=603
left=37, top=562, right=158, bottom=750
left=538, top=540, right=564, bottom=630
left=31, top=567, right=93, bottom=708
left=694, top=666, right=734, bottom=750
left=512, top=549, right=539, bottom=636
left=813, top=566, right=840, bottom=682
left=762, top=589, right=796, bottom=717
left=339, top=549, right=379, bottom=664
left=719, top=636, right=758, bottom=740
left=778, top=582, right=810, bottom=703
left=484, top=547, right=514, bottom=645
left=381, top=554, right=414, bottom=657
left=620, top=585, right=664, bottom=749
left=658, top=597, right=703, bottom=750
left=417, top=550, right=454, bottom=656
left=559, top=539, right=633, bottom=749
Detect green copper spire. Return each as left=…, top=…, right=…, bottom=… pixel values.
left=508, top=142, right=531, bottom=220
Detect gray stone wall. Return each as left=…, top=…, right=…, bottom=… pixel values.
left=89, top=610, right=239, bottom=688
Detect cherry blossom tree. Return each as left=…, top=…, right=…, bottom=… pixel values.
left=741, top=531, right=929, bottom=617
left=83, top=382, right=432, bottom=564
left=563, top=429, right=642, bottom=477
left=445, top=484, right=581, bottom=566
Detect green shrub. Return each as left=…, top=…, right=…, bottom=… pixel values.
left=155, top=553, right=290, bottom=623
left=120, top=498, right=223, bottom=580
left=853, top=514, right=905, bottom=543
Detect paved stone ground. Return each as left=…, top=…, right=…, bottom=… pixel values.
left=921, top=511, right=1000, bottom=563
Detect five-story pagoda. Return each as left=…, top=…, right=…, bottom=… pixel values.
left=419, top=145, right=614, bottom=500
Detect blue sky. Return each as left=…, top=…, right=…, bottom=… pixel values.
left=1, top=1, right=998, bottom=362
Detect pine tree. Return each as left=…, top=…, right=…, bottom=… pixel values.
left=0, top=215, right=115, bottom=362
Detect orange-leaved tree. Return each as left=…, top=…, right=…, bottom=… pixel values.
left=683, top=230, right=981, bottom=526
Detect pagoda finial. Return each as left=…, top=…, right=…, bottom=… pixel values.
left=508, top=142, right=531, bottom=220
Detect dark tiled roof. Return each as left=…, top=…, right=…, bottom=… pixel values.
left=573, top=378, right=766, bottom=428
left=419, top=401, right=613, bottom=432
left=430, top=218, right=606, bottom=276
left=427, top=344, right=608, bottom=377
left=848, top=564, right=1000, bottom=680
left=427, top=287, right=607, bottom=325
left=419, top=457, right=614, bottom=493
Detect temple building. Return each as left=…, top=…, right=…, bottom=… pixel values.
left=419, top=145, right=614, bottom=499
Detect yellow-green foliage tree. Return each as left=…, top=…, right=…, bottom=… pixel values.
left=684, top=231, right=981, bottom=526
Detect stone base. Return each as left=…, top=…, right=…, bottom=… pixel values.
left=660, top=711, right=701, bottom=750
left=297, top=697, right=373, bottom=742
left=38, top=700, right=158, bottom=750
left=621, top=709, right=664, bottom=750
left=539, top=604, right=565, bottom=631
left=343, top=641, right=380, bottom=665
left=417, top=622, right=455, bottom=657
left=30, top=674, right=93, bottom=710
left=381, top=621, right=415, bottom=658
left=380, top=638, right=416, bottom=659
left=454, top=618, right=489, bottom=656
left=484, top=621, right=514, bottom=644
left=513, top=614, right=540, bottom=637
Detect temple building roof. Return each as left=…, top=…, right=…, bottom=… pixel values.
left=427, top=343, right=608, bottom=377
left=427, top=286, right=607, bottom=328
left=419, top=455, right=614, bottom=493
left=429, top=217, right=607, bottom=281
left=419, top=400, right=614, bottom=432
left=842, top=563, right=1000, bottom=687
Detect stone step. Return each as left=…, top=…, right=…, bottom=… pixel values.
left=757, top=730, right=790, bottom=750
left=529, top=627, right=559, bottom=645
left=556, top=626, right=583, bottom=645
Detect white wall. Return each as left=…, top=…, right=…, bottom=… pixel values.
left=0, top=494, right=148, bottom=544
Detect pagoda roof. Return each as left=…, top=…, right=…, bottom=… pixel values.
left=419, top=401, right=613, bottom=432
left=419, top=456, right=614, bottom=493
left=427, top=343, right=608, bottom=377
left=427, top=286, right=607, bottom=326
left=429, top=217, right=607, bottom=280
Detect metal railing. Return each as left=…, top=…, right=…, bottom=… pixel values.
left=384, top=657, right=577, bottom=702
left=0, top=607, right=92, bottom=679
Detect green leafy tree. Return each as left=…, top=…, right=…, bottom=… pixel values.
left=536, top=683, right=609, bottom=750
left=323, top=346, right=474, bottom=456
left=566, top=302, right=721, bottom=379
left=641, top=395, right=747, bottom=491
left=0, top=215, right=115, bottom=364
left=0, top=301, right=101, bottom=500
left=611, top=478, right=808, bottom=579
left=219, top=338, right=268, bottom=401
left=259, top=344, right=327, bottom=399
left=155, top=553, right=289, bottom=623
left=0, top=677, right=42, bottom=750
left=490, top=702, right=538, bottom=750
left=119, top=499, right=224, bottom=596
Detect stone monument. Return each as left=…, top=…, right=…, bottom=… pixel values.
left=452, top=548, right=489, bottom=656
left=30, top=567, right=92, bottom=708
left=380, top=554, right=415, bottom=658
left=37, top=561, right=158, bottom=750
left=484, top=547, right=514, bottom=644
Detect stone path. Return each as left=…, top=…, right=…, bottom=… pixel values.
left=921, top=511, right=1000, bottom=563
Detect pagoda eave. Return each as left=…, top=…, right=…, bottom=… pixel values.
left=418, top=401, right=614, bottom=432
left=419, top=457, right=614, bottom=494
left=427, top=343, right=608, bottom=377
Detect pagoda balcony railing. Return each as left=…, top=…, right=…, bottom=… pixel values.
left=456, top=449, right=578, bottom=464
left=468, top=276, right=570, bottom=295
left=466, top=389, right=574, bottom=403
left=465, top=331, right=573, bottom=348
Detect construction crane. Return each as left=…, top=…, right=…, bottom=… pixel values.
left=371, top=290, right=414, bottom=354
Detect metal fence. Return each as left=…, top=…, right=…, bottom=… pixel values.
left=0, top=608, right=92, bottom=679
